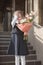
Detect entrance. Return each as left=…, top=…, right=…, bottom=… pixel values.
left=0, top=0, right=25, bottom=31
left=0, top=0, right=12, bottom=31
left=15, top=0, right=25, bottom=12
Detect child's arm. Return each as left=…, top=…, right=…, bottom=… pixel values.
left=11, top=16, right=18, bottom=28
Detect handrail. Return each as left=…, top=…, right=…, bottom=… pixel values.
left=33, top=22, right=43, bottom=28
left=35, top=33, right=43, bottom=41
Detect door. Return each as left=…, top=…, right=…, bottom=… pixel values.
left=0, top=0, right=12, bottom=31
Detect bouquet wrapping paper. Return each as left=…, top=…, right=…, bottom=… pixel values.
left=17, top=22, right=32, bottom=32
left=17, top=11, right=37, bottom=33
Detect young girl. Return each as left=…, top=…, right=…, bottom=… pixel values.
left=8, top=10, right=28, bottom=65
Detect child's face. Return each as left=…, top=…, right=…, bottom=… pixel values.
left=13, top=11, right=19, bottom=17
left=18, top=13, right=22, bottom=19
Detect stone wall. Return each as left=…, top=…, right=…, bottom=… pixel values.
left=39, top=0, right=43, bottom=26
left=28, top=25, right=43, bottom=65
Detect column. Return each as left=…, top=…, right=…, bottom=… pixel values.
left=27, top=0, right=30, bottom=13
left=25, top=0, right=28, bottom=14
left=34, top=0, right=39, bottom=24
left=39, top=0, right=43, bottom=26
left=12, top=0, right=15, bottom=14
left=30, top=0, right=32, bottom=11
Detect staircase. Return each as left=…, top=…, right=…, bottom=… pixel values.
left=0, top=32, right=41, bottom=65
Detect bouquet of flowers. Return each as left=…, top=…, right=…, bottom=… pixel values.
left=17, top=11, right=36, bottom=33
left=20, top=11, right=35, bottom=23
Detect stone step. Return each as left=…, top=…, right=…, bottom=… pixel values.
left=26, top=60, right=41, bottom=65
left=0, top=45, right=8, bottom=50
left=0, top=32, right=10, bottom=35
left=28, top=50, right=36, bottom=54
left=27, top=43, right=30, bottom=45
left=0, top=50, right=8, bottom=55
left=28, top=45, right=33, bottom=50
left=0, top=54, right=37, bottom=62
left=0, top=49, right=36, bottom=55
left=0, top=45, right=9, bottom=47
left=0, top=38, right=11, bottom=41
left=26, top=54, right=37, bottom=60
left=0, top=45, right=33, bottom=50
left=0, top=33, right=41, bottom=65
left=0, top=60, right=41, bottom=65
left=0, top=42, right=30, bottom=45
left=0, top=35, right=11, bottom=38
left=0, top=41, right=10, bottom=44
left=0, top=41, right=30, bottom=46
left=0, top=43, right=10, bottom=45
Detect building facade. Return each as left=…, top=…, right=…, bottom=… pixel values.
left=0, top=0, right=43, bottom=31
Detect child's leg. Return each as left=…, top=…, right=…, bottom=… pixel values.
left=15, top=55, right=20, bottom=65
left=20, top=56, right=26, bottom=65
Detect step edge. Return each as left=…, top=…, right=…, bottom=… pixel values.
left=0, top=54, right=37, bottom=57
left=0, top=60, right=41, bottom=64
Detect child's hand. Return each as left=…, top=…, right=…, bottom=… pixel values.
left=24, top=32, right=28, bottom=36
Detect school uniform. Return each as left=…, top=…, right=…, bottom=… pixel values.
left=8, top=15, right=28, bottom=65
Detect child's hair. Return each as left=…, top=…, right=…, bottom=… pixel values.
left=13, top=10, right=24, bottom=18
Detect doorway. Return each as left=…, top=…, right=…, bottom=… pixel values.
left=0, top=0, right=12, bottom=31
left=0, top=0, right=25, bottom=31
left=15, top=0, right=25, bottom=13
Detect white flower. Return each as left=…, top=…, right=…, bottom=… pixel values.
left=29, top=17, right=33, bottom=20
left=29, top=13, right=32, bottom=16
left=20, top=19, right=26, bottom=23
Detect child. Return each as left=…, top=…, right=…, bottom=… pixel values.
left=8, top=10, right=28, bottom=65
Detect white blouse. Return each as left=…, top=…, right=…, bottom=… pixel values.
left=11, top=15, right=18, bottom=28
